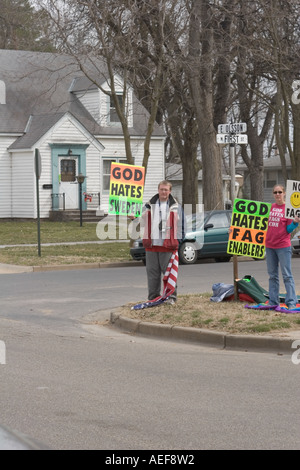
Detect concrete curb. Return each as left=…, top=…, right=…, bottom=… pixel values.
left=110, top=310, right=299, bottom=355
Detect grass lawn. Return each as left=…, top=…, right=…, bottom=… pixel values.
left=0, top=220, right=102, bottom=244
left=0, top=220, right=132, bottom=265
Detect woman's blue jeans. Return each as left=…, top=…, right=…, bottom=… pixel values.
left=266, top=246, right=297, bottom=307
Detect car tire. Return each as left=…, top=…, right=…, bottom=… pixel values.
left=179, top=242, right=198, bottom=264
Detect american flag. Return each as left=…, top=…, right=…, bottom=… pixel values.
left=131, top=251, right=179, bottom=310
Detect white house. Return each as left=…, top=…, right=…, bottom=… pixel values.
left=166, top=162, right=243, bottom=207
left=0, top=50, right=165, bottom=219
left=236, top=154, right=293, bottom=203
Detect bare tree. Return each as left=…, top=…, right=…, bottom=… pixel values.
left=268, top=0, right=300, bottom=181
left=233, top=0, right=300, bottom=198
left=187, top=0, right=234, bottom=210
left=37, top=0, right=171, bottom=173
left=0, top=0, right=55, bottom=51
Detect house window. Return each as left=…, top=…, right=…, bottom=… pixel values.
left=61, top=159, right=76, bottom=182
left=103, top=158, right=127, bottom=191
left=264, top=170, right=277, bottom=188
left=109, top=94, right=123, bottom=123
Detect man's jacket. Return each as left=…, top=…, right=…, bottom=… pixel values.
left=142, top=193, right=183, bottom=252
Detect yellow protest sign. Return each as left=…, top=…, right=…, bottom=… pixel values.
left=285, top=180, right=300, bottom=219
left=227, top=198, right=271, bottom=259
left=108, top=163, right=145, bottom=216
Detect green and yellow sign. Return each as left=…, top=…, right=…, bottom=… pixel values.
left=108, top=163, right=145, bottom=216
left=227, top=198, right=271, bottom=259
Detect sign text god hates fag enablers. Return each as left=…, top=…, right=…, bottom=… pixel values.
left=109, top=163, right=145, bottom=216
left=227, top=199, right=271, bottom=259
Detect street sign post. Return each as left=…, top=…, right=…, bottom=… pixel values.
left=216, top=122, right=247, bottom=299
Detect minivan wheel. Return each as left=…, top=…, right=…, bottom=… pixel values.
left=179, top=242, right=197, bottom=264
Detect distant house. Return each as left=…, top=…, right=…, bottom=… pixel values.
left=236, top=155, right=293, bottom=203
left=0, top=50, right=165, bottom=219
left=166, top=162, right=243, bottom=208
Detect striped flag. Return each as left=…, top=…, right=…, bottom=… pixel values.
left=131, top=251, right=179, bottom=310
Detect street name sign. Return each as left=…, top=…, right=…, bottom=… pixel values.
left=218, top=123, right=247, bottom=134
left=216, top=134, right=248, bottom=144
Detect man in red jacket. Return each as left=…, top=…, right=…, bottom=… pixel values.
left=142, top=180, right=183, bottom=304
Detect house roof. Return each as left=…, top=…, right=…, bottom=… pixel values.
left=166, top=162, right=231, bottom=181
left=8, top=112, right=104, bottom=151
left=236, top=154, right=291, bottom=171
left=0, top=49, right=164, bottom=147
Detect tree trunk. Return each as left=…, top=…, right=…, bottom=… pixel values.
left=199, top=130, right=224, bottom=210
left=187, top=0, right=224, bottom=211
left=181, top=144, right=200, bottom=212
left=291, top=102, right=300, bottom=180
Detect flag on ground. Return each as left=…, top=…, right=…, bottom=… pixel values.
left=131, top=251, right=179, bottom=310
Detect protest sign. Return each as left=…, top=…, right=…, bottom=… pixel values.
left=108, top=163, right=145, bottom=216
left=227, top=198, right=271, bottom=259
left=285, top=180, right=300, bottom=219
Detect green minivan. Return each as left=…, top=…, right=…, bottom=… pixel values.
left=179, top=210, right=232, bottom=264
left=130, top=210, right=232, bottom=265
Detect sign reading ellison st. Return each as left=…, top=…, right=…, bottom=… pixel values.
left=108, top=162, right=145, bottom=216
left=218, top=123, right=247, bottom=134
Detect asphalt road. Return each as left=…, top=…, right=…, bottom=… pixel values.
left=0, top=258, right=300, bottom=450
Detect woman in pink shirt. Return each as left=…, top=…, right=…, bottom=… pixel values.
left=265, top=184, right=300, bottom=311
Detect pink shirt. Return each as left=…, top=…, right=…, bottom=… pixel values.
left=265, top=203, right=292, bottom=249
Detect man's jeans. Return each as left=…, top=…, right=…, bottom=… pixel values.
left=146, top=251, right=177, bottom=301
left=266, top=246, right=297, bottom=307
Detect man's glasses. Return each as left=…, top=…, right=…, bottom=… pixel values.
left=273, top=191, right=283, bottom=194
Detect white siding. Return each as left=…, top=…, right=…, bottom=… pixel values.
left=11, top=151, right=35, bottom=218
left=47, top=117, right=95, bottom=144
left=85, top=142, right=101, bottom=209
left=35, top=138, right=55, bottom=219
left=75, top=89, right=100, bottom=123
left=0, top=136, right=14, bottom=218
left=8, top=115, right=103, bottom=219
left=99, top=78, right=134, bottom=127
left=3, top=115, right=164, bottom=219
left=75, top=77, right=134, bottom=128
left=40, top=117, right=102, bottom=217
